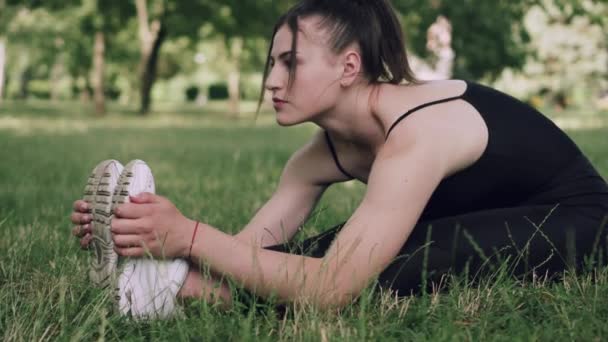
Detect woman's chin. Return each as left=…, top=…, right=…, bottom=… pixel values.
left=275, top=112, right=300, bottom=127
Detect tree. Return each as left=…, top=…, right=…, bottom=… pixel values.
left=0, top=40, right=5, bottom=103
left=550, top=0, right=608, bottom=100
left=4, top=7, right=70, bottom=100
left=134, top=0, right=166, bottom=115
left=491, top=0, right=608, bottom=107
left=203, top=0, right=285, bottom=115
left=0, top=0, right=8, bottom=103
left=2, top=4, right=25, bottom=101
left=1, top=0, right=129, bottom=114
left=0, top=0, right=8, bottom=104
left=394, top=0, right=534, bottom=80
left=77, top=0, right=133, bottom=115
left=133, top=0, right=215, bottom=115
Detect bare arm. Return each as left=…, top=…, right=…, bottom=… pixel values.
left=234, top=130, right=352, bottom=248
left=185, top=134, right=447, bottom=309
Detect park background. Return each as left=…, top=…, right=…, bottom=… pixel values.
left=1, top=0, right=608, bottom=340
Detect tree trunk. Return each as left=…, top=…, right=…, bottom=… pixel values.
left=135, top=0, right=166, bottom=115
left=19, top=67, right=31, bottom=100
left=227, top=71, right=240, bottom=116
left=0, top=39, right=5, bottom=104
left=139, top=25, right=165, bottom=115
left=50, top=55, right=64, bottom=102
left=228, top=38, right=243, bottom=116
left=0, top=0, right=4, bottom=102
left=81, top=75, right=92, bottom=104
left=92, top=31, right=106, bottom=115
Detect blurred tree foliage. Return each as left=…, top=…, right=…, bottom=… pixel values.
left=4, top=7, right=70, bottom=99
left=394, top=0, right=534, bottom=80
left=1, top=0, right=606, bottom=114
left=494, top=0, right=607, bottom=109
left=193, top=0, right=285, bottom=115
left=1, top=0, right=132, bottom=112
left=80, top=0, right=133, bottom=115
left=551, top=0, right=608, bottom=106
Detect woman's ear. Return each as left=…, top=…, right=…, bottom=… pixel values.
left=340, top=50, right=362, bottom=87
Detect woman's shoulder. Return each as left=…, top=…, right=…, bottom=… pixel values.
left=376, top=80, right=468, bottom=120
left=378, top=79, right=489, bottom=178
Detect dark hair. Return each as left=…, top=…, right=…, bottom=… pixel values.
left=257, top=0, right=418, bottom=113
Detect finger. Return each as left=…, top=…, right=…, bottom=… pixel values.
left=113, top=202, right=152, bottom=219
left=73, top=200, right=90, bottom=213
left=113, top=234, right=145, bottom=248
left=115, top=247, right=146, bottom=258
left=111, top=217, right=145, bottom=235
left=71, top=212, right=92, bottom=225
left=129, top=192, right=157, bottom=204
left=80, top=234, right=92, bottom=250
left=72, top=224, right=91, bottom=237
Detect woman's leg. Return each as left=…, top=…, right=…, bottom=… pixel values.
left=266, top=205, right=607, bottom=296
left=264, top=223, right=346, bottom=257
left=178, top=204, right=607, bottom=305
left=379, top=204, right=608, bottom=295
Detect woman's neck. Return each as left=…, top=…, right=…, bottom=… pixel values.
left=313, top=82, right=392, bottom=153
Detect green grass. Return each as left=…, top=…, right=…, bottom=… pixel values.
left=1, top=100, right=608, bottom=341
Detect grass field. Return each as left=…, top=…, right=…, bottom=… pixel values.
left=1, top=100, right=608, bottom=341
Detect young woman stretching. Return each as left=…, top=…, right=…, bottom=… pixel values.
left=70, top=0, right=608, bottom=317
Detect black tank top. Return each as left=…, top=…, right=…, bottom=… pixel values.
left=326, top=81, right=608, bottom=220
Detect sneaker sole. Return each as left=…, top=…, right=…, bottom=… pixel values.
left=87, top=160, right=123, bottom=287
left=111, top=160, right=154, bottom=208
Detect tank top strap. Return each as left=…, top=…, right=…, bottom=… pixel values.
left=385, top=95, right=465, bottom=140
left=324, top=130, right=355, bottom=180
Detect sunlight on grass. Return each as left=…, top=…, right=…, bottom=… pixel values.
left=0, top=113, right=280, bottom=136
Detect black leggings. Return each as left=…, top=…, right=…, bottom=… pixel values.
left=265, top=204, right=608, bottom=295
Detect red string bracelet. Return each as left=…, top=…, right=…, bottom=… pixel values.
left=188, top=221, right=200, bottom=259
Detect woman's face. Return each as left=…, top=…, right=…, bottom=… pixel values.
left=265, top=16, right=344, bottom=126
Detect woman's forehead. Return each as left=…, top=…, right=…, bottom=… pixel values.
left=271, top=17, right=329, bottom=56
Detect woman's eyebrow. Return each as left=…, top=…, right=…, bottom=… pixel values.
left=271, top=51, right=295, bottom=60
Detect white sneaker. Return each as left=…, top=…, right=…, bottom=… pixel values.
left=83, top=160, right=124, bottom=287
left=117, top=257, right=190, bottom=319
left=112, top=160, right=189, bottom=319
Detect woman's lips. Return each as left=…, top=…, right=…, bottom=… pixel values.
left=273, top=98, right=287, bottom=109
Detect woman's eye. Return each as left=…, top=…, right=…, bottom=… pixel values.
left=284, top=58, right=297, bottom=68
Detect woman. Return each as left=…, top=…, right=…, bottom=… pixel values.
left=70, top=0, right=608, bottom=317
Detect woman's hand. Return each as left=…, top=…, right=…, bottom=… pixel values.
left=70, top=200, right=93, bottom=249
left=111, top=193, right=194, bottom=259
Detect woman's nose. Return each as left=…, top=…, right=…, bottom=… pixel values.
left=265, top=67, right=283, bottom=92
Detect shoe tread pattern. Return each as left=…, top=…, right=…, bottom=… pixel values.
left=87, top=160, right=121, bottom=287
